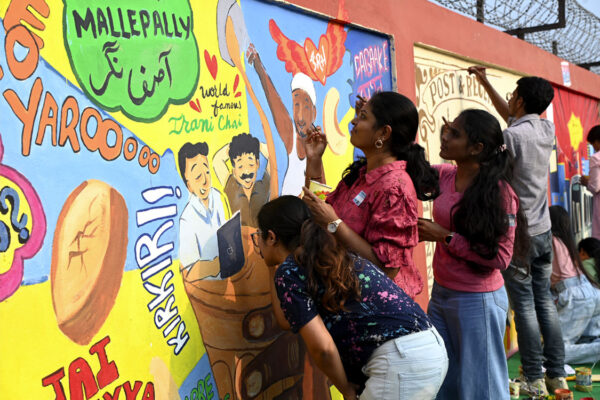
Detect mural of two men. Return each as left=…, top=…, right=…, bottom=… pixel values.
left=177, top=132, right=268, bottom=279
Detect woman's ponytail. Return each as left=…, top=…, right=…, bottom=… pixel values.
left=404, top=143, right=440, bottom=201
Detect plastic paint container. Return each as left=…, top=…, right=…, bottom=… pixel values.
left=509, top=380, right=520, bottom=399
left=554, top=388, right=574, bottom=399
left=575, top=367, right=593, bottom=392
left=308, top=180, right=332, bottom=200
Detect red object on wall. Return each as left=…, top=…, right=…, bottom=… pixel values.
left=552, top=87, right=600, bottom=179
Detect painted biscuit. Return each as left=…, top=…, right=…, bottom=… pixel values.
left=51, top=180, right=128, bottom=345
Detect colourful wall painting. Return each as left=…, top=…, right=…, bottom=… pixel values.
left=547, top=86, right=600, bottom=241
left=413, top=44, right=523, bottom=295
left=0, top=0, right=394, bottom=398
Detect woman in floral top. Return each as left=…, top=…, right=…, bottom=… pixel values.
left=253, top=196, right=447, bottom=399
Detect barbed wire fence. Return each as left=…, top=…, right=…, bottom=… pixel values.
left=430, top=0, right=600, bottom=75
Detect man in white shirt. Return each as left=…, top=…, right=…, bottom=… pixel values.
left=247, top=45, right=324, bottom=196
left=178, top=141, right=226, bottom=279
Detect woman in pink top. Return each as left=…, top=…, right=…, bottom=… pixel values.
left=549, top=205, right=600, bottom=363
left=418, top=109, right=529, bottom=399
left=302, top=92, right=439, bottom=298
left=581, top=125, right=600, bottom=240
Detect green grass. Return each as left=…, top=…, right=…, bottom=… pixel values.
left=507, top=352, right=600, bottom=399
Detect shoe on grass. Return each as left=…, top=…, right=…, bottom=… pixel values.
left=517, top=377, right=549, bottom=396
left=545, top=375, right=568, bottom=394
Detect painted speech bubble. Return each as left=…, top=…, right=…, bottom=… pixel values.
left=0, top=135, right=47, bottom=302
left=63, top=0, right=200, bottom=122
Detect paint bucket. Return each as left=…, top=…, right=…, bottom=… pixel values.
left=575, top=367, right=593, bottom=392
left=509, top=380, right=520, bottom=399
left=554, top=388, right=574, bottom=399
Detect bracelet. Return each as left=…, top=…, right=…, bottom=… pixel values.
left=307, top=176, right=322, bottom=181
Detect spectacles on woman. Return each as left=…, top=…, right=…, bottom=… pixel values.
left=251, top=230, right=261, bottom=248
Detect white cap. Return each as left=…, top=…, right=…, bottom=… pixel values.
left=291, top=72, right=316, bottom=106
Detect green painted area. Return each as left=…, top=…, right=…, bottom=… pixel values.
left=63, top=0, right=200, bottom=121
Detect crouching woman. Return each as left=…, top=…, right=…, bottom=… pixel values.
left=252, top=195, right=448, bottom=399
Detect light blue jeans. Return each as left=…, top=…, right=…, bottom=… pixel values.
left=553, top=275, right=600, bottom=364
left=359, top=328, right=448, bottom=400
left=428, top=283, right=510, bottom=400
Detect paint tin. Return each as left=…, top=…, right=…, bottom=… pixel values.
left=554, top=388, right=574, bottom=399
left=509, top=380, right=520, bottom=399
left=575, top=367, right=593, bottom=392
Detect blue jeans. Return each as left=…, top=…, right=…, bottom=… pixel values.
left=502, top=230, right=565, bottom=380
left=428, top=283, right=509, bottom=400
left=553, top=275, right=600, bottom=364
left=360, top=328, right=448, bottom=400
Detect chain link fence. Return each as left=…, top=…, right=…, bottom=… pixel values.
left=430, top=0, right=600, bottom=74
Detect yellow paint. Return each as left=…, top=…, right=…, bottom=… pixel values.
left=323, top=106, right=355, bottom=186
left=568, top=112, right=584, bottom=151
left=0, top=267, right=203, bottom=398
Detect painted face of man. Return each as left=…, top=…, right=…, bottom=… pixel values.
left=292, top=89, right=316, bottom=138
left=232, top=153, right=259, bottom=190
left=184, top=153, right=211, bottom=203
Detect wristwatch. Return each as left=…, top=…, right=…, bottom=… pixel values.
left=444, top=232, right=454, bottom=245
left=327, top=219, right=343, bottom=233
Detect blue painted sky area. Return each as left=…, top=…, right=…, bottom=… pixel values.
left=578, top=0, right=600, bottom=18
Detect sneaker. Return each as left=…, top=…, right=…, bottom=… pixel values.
left=545, top=375, right=568, bottom=394
left=518, top=377, right=549, bottom=396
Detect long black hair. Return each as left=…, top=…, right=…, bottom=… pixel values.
left=257, top=196, right=361, bottom=312
left=342, top=91, right=439, bottom=201
left=578, top=237, right=600, bottom=288
left=451, top=109, right=530, bottom=265
left=549, top=206, right=577, bottom=263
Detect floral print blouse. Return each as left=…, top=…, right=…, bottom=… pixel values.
left=274, top=254, right=431, bottom=385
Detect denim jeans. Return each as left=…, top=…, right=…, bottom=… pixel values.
left=502, top=230, right=565, bottom=380
left=553, top=275, right=600, bottom=364
left=359, top=328, right=448, bottom=400
left=428, top=283, right=509, bottom=400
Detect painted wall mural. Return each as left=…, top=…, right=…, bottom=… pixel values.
left=0, top=0, right=394, bottom=398
left=547, top=86, right=599, bottom=241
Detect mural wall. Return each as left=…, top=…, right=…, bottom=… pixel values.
left=547, top=86, right=599, bottom=241
left=413, top=45, right=522, bottom=293
left=0, top=0, right=394, bottom=398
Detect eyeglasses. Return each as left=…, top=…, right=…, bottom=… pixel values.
left=251, top=230, right=261, bottom=248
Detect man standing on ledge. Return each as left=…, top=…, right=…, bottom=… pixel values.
left=469, top=66, right=567, bottom=397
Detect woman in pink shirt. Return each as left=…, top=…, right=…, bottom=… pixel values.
left=549, top=205, right=600, bottom=363
left=302, top=92, right=439, bottom=298
left=418, top=109, right=529, bottom=399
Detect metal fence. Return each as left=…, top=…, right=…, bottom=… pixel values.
left=430, top=0, right=600, bottom=74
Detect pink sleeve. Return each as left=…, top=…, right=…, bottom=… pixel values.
left=365, top=183, right=418, bottom=268
left=551, top=236, right=561, bottom=286
left=587, top=155, right=600, bottom=194
left=446, top=188, right=518, bottom=270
